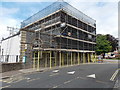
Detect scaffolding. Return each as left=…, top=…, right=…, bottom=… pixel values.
left=21, top=1, right=96, bottom=28
left=20, top=0, right=96, bottom=69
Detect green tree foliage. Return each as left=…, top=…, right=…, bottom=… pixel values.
left=106, top=34, right=118, bottom=52
left=96, top=34, right=112, bottom=55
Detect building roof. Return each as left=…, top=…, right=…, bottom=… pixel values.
left=21, top=0, right=96, bottom=28
left=1, top=31, right=20, bottom=41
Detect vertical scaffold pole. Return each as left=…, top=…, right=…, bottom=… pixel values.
left=91, top=53, right=93, bottom=62
left=74, top=53, right=75, bottom=65
left=91, top=53, right=94, bottom=63
left=62, top=53, right=64, bottom=66
left=45, top=53, right=47, bottom=68
left=83, top=53, right=85, bottom=63
left=37, top=51, right=40, bottom=71
left=67, top=52, right=68, bottom=66
left=71, top=52, right=72, bottom=66
left=33, top=52, right=36, bottom=69
left=90, top=53, right=92, bottom=62
left=94, top=53, right=97, bottom=63
left=78, top=52, right=80, bottom=65
left=93, top=53, right=95, bottom=62
left=88, top=53, right=90, bottom=63
left=80, top=53, right=81, bottom=64
left=55, top=51, right=57, bottom=67
left=50, top=51, right=52, bottom=69
left=59, top=51, right=61, bottom=67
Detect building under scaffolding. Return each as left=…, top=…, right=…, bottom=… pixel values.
left=20, top=1, right=96, bottom=69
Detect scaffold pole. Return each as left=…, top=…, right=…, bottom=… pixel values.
left=33, top=52, right=36, bottom=69
left=50, top=51, right=52, bottom=69
left=71, top=52, right=72, bottom=66
left=37, top=51, right=40, bottom=71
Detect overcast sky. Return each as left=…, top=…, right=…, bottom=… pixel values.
left=0, top=0, right=119, bottom=40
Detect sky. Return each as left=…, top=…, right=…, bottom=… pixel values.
left=0, top=0, right=119, bottom=40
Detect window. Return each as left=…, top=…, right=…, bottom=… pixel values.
left=6, top=55, right=9, bottom=62
left=16, top=55, right=18, bottom=62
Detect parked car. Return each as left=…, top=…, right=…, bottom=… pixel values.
left=105, top=52, right=115, bottom=59
left=113, top=51, right=119, bottom=58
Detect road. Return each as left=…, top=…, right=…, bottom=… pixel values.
left=1, top=63, right=119, bottom=89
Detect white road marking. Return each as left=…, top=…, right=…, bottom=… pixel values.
left=87, top=74, right=96, bottom=78
left=27, top=78, right=31, bottom=80
left=52, top=70, right=59, bottom=73
left=27, top=78, right=40, bottom=82
left=67, top=71, right=75, bottom=75
left=19, top=70, right=23, bottom=71
left=110, top=69, right=119, bottom=81
left=49, top=73, right=59, bottom=77
left=52, top=85, right=58, bottom=88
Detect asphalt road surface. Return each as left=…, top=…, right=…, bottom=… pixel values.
left=1, top=63, right=119, bottom=89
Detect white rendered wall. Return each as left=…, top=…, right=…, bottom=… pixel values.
left=0, top=34, right=21, bottom=63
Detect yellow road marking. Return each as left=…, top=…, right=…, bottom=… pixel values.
left=2, top=80, right=9, bottom=83
left=110, top=69, right=119, bottom=81
left=0, top=80, right=10, bottom=83
left=12, top=78, right=25, bottom=83
left=52, top=79, right=74, bottom=89
left=52, top=76, right=84, bottom=88
left=110, top=70, right=118, bottom=81
left=64, top=80, right=71, bottom=84
left=0, top=85, right=11, bottom=88
left=6, top=81, right=13, bottom=83
left=96, top=80, right=108, bottom=84
left=27, top=78, right=40, bottom=82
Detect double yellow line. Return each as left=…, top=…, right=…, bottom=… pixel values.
left=110, top=69, right=119, bottom=81
left=0, top=85, right=11, bottom=89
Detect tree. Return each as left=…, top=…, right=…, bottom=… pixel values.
left=96, top=34, right=112, bottom=55
left=106, top=34, right=118, bottom=52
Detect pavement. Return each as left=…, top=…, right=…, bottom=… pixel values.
left=103, top=59, right=119, bottom=63
left=1, top=67, right=48, bottom=79
left=0, top=62, right=119, bottom=89
left=1, top=65, right=74, bottom=79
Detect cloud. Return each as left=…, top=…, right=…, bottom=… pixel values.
left=1, top=0, right=55, bottom=2
left=0, top=0, right=118, bottom=41
left=0, top=17, right=21, bottom=40
left=118, top=1, right=120, bottom=46
left=0, top=7, right=21, bottom=40
left=0, top=7, right=19, bottom=16
left=0, top=2, right=52, bottom=40
left=1, top=0, right=119, bottom=2
left=69, top=1, right=118, bottom=38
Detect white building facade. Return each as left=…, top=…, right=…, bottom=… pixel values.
left=0, top=32, right=21, bottom=63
